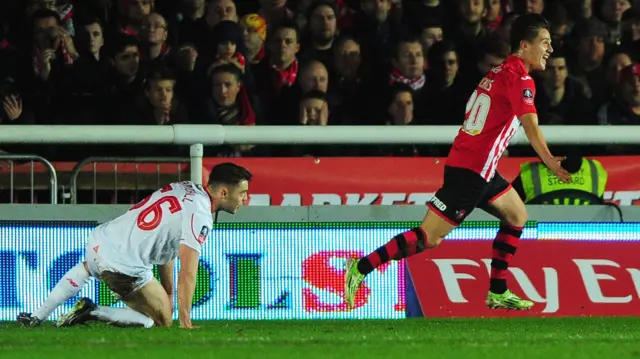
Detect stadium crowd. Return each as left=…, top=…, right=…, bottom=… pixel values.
left=0, top=0, right=639, bottom=160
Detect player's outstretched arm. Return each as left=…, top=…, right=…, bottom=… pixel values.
left=520, top=113, right=571, bottom=183
left=177, top=243, right=200, bottom=329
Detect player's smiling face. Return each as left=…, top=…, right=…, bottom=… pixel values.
left=524, top=28, right=553, bottom=71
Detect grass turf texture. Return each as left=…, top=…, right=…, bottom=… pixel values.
left=1, top=318, right=640, bottom=359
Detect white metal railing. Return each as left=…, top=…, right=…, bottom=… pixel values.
left=1, top=125, right=638, bottom=185
left=0, top=154, right=58, bottom=204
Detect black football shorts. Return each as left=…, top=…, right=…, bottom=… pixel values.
left=427, top=166, right=512, bottom=225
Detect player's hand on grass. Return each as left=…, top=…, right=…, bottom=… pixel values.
left=179, top=316, right=199, bottom=329
left=544, top=156, right=572, bottom=183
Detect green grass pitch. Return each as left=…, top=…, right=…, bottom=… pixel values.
left=2, top=318, right=640, bottom=359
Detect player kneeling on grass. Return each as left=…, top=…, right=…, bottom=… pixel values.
left=345, top=13, right=572, bottom=311
left=17, top=163, right=252, bottom=329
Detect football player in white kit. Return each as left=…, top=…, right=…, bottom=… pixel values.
left=17, top=162, right=252, bottom=329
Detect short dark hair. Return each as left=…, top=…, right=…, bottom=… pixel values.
left=108, top=33, right=139, bottom=58
left=269, top=20, right=300, bottom=44
left=509, top=13, right=550, bottom=52
left=427, top=40, right=457, bottom=70
left=32, top=9, right=61, bottom=27
left=209, top=63, right=243, bottom=83
left=388, top=83, right=414, bottom=107
left=306, top=0, right=337, bottom=20
left=208, top=163, right=253, bottom=187
left=75, top=14, right=103, bottom=29
left=145, top=67, right=175, bottom=88
left=394, top=34, right=421, bottom=60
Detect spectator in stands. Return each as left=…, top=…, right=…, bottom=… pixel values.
left=76, top=17, right=105, bottom=62
left=198, top=63, right=257, bottom=124
left=239, top=14, right=267, bottom=68
left=403, top=0, right=446, bottom=34
left=605, top=49, right=633, bottom=95
left=29, top=9, right=80, bottom=126
left=294, top=60, right=342, bottom=124
left=298, top=60, right=329, bottom=94
left=195, top=64, right=257, bottom=157
left=106, top=34, right=145, bottom=111
left=118, top=68, right=190, bottom=159
left=31, top=9, right=78, bottom=83
left=387, top=35, right=428, bottom=124
left=599, top=0, right=631, bottom=46
left=389, top=35, right=426, bottom=92
left=179, top=0, right=206, bottom=26
left=598, top=63, right=640, bottom=126
left=484, top=0, right=504, bottom=31
left=416, top=18, right=444, bottom=68
left=449, top=0, right=490, bottom=75
left=290, top=89, right=341, bottom=157
left=61, top=17, right=111, bottom=126
left=254, top=20, right=300, bottom=125
left=207, top=20, right=246, bottom=71
left=118, top=0, right=153, bottom=37
left=298, top=89, right=328, bottom=126
left=545, top=2, right=570, bottom=51
left=330, top=36, right=372, bottom=125
left=513, top=0, right=544, bottom=14
left=177, top=0, right=231, bottom=50
left=421, top=40, right=467, bottom=126
left=175, top=0, right=205, bottom=45
left=140, top=13, right=171, bottom=69
left=569, top=17, right=608, bottom=106
left=258, top=0, right=294, bottom=28
left=351, top=0, right=402, bottom=71
left=299, top=1, right=338, bottom=70
left=621, top=7, right=640, bottom=60
left=116, top=66, right=188, bottom=127
left=380, top=83, right=421, bottom=156
left=208, top=0, right=238, bottom=25
left=535, top=50, right=592, bottom=125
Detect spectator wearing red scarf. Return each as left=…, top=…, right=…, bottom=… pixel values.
left=253, top=20, right=300, bottom=125
left=195, top=64, right=259, bottom=157
left=118, top=0, right=153, bottom=37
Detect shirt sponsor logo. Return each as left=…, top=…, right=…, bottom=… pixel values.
left=429, top=196, right=447, bottom=212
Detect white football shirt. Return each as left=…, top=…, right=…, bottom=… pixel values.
left=91, top=181, right=213, bottom=270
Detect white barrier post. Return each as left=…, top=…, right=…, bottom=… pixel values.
left=190, top=143, right=203, bottom=185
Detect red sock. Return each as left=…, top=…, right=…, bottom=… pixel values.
left=357, top=228, right=427, bottom=275
left=489, top=223, right=522, bottom=294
